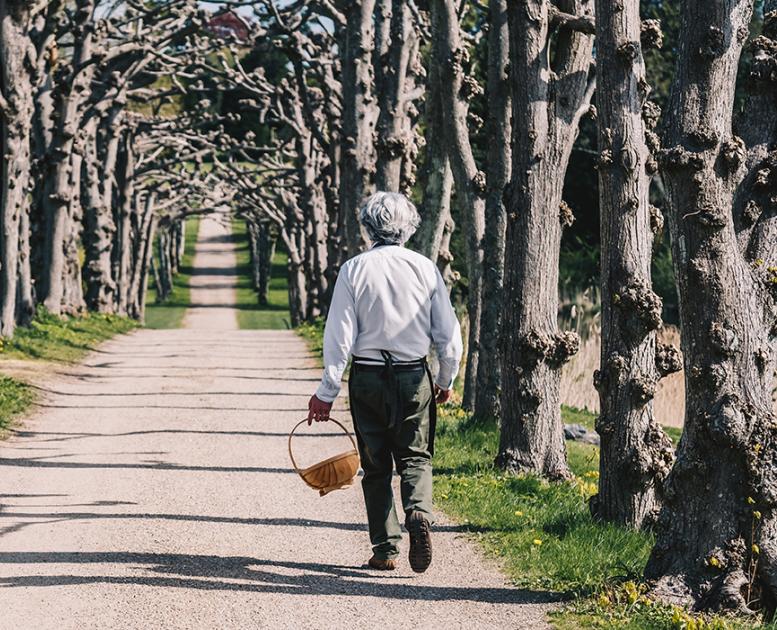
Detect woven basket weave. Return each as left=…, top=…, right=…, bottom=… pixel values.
left=288, top=418, right=360, bottom=496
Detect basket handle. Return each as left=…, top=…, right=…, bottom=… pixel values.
left=288, top=417, right=358, bottom=474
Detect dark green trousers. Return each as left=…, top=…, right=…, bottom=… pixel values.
left=348, top=365, right=434, bottom=560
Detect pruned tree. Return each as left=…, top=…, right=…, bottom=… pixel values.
left=337, top=0, right=377, bottom=256
left=472, top=0, right=511, bottom=423
left=431, top=0, right=486, bottom=411
left=644, top=0, right=777, bottom=614
left=374, top=0, right=424, bottom=193
left=0, top=0, right=40, bottom=336
left=588, top=0, right=676, bottom=529
left=497, top=0, right=595, bottom=479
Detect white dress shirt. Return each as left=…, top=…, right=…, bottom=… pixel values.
left=315, top=244, right=463, bottom=403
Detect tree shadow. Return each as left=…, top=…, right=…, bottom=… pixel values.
left=0, top=550, right=561, bottom=604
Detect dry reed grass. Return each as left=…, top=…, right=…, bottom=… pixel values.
left=561, top=324, right=686, bottom=428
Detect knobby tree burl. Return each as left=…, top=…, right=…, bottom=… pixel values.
left=589, top=0, right=677, bottom=529
left=497, top=0, right=595, bottom=479
left=645, top=0, right=777, bottom=615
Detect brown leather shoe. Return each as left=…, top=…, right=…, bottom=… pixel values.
left=368, top=556, right=397, bottom=571
left=407, top=511, right=432, bottom=573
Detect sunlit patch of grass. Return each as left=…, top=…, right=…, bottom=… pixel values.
left=0, top=376, right=34, bottom=435
left=145, top=216, right=201, bottom=329
left=1, top=309, right=137, bottom=364
left=433, top=407, right=651, bottom=595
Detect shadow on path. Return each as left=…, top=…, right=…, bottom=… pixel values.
left=0, top=551, right=563, bottom=605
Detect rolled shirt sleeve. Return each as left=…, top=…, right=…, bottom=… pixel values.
left=315, top=267, right=357, bottom=403
left=429, top=267, right=463, bottom=390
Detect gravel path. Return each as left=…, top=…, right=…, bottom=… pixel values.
left=0, top=217, right=556, bottom=629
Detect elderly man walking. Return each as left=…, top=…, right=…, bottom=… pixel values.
left=307, top=192, right=463, bottom=573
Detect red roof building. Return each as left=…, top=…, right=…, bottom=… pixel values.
left=208, top=9, right=252, bottom=43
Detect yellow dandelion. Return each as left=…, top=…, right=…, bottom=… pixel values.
left=752, top=544, right=760, bottom=555
left=754, top=443, right=762, bottom=454
left=708, top=557, right=721, bottom=568
left=514, top=510, right=524, bottom=517
left=747, top=496, right=756, bottom=505
left=754, top=510, right=762, bottom=520
left=532, top=538, right=543, bottom=546
left=597, top=594, right=611, bottom=607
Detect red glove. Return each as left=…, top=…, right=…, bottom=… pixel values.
left=307, top=395, right=333, bottom=425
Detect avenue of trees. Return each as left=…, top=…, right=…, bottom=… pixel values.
left=1, top=0, right=776, bottom=618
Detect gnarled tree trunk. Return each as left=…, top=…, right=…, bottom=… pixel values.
left=645, top=0, right=777, bottom=615
left=473, top=0, right=511, bottom=424
left=431, top=0, right=486, bottom=412
left=589, top=0, right=676, bottom=529
left=497, top=0, right=594, bottom=479
left=0, top=0, right=34, bottom=336
left=338, top=0, right=377, bottom=256
left=39, top=0, right=95, bottom=315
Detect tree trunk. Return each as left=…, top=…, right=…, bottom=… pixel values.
left=431, top=0, right=486, bottom=412
left=645, top=0, right=777, bottom=615
left=39, top=0, right=95, bottom=315
left=136, top=215, right=157, bottom=324
left=473, top=0, right=511, bottom=424
left=256, top=221, right=275, bottom=306
left=128, top=194, right=155, bottom=320
left=0, top=0, right=34, bottom=336
left=338, top=0, right=377, bottom=256
left=83, top=117, right=117, bottom=313
left=61, top=146, right=86, bottom=315
left=588, top=0, right=676, bottom=529
left=497, top=0, right=594, bottom=479
left=156, top=228, right=173, bottom=303
left=16, top=200, right=33, bottom=326
left=374, top=0, right=416, bottom=192
left=413, top=19, right=454, bottom=268
left=116, top=131, right=135, bottom=315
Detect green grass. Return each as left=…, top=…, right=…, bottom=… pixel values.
left=0, top=309, right=137, bottom=431
left=144, top=216, right=201, bottom=329
left=1, top=309, right=138, bottom=363
left=232, top=220, right=291, bottom=330
left=0, top=376, right=34, bottom=435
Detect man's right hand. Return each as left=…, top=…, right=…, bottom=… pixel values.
left=307, top=395, right=333, bottom=425
left=434, top=385, right=451, bottom=404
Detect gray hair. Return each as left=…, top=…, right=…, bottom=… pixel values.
left=359, top=192, right=421, bottom=246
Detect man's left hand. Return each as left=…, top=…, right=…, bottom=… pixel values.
left=307, top=395, right=333, bottom=424
left=434, top=385, right=452, bottom=404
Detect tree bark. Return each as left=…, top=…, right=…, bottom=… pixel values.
left=338, top=0, right=377, bottom=256
left=0, top=0, right=34, bottom=336
left=588, top=0, right=676, bottom=529
left=431, top=0, right=486, bottom=412
left=116, top=130, right=136, bottom=315
left=497, top=0, right=594, bottom=479
left=83, top=117, right=117, bottom=313
left=413, top=18, right=454, bottom=268
left=473, top=0, right=511, bottom=424
left=39, top=0, right=96, bottom=315
left=374, top=0, right=418, bottom=193
left=645, top=0, right=777, bottom=615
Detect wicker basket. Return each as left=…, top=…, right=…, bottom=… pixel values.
left=288, top=418, right=360, bottom=496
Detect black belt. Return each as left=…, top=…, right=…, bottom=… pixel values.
left=351, top=351, right=437, bottom=456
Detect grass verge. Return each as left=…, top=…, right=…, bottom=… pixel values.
left=294, top=321, right=763, bottom=629
left=0, top=376, right=34, bottom=435
left=144, top=215, right=201, bottom=329
left=0, top=309, right=138, bottom=435
left=1, top=309, right=138, bottom=363
left=232, top=220, right=291, bottom=330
